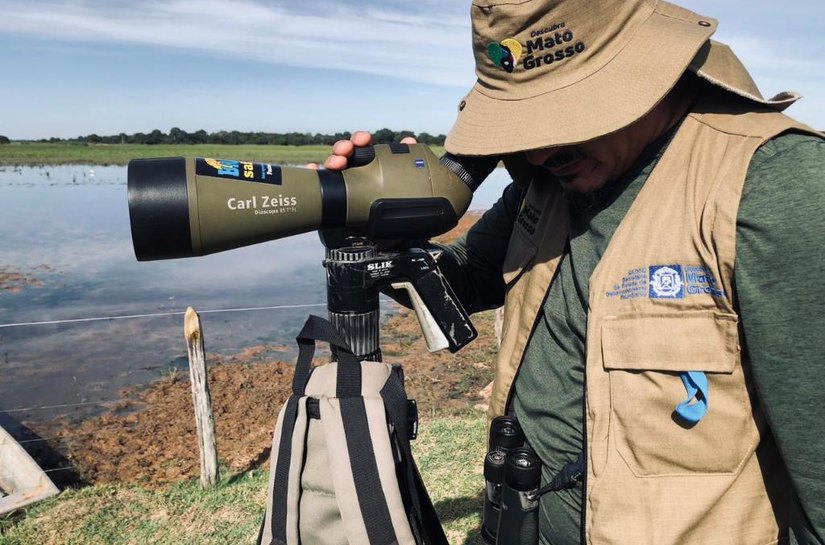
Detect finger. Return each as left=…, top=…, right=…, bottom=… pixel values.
left=332, top=139, right=355, bottom=158
left=399, top=136, right=418, bottom=144
left=351, top=131, right=372, bottom=147
left=305, top=162, right=320, bottom=170
left=324, top=155, right=349, bottom=170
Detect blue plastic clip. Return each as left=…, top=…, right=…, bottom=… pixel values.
left=675, top=371, right=708, bottom=424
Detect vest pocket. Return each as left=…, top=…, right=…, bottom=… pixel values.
left=601, top=311, right=757, bottom=476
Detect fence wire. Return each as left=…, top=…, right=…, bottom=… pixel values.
left=2, top=298, right=399, bottom=476
left=0, top=302, right=328, bottom=329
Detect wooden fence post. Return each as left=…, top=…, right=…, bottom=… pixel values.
left=184, top=306, right=219, bottom=488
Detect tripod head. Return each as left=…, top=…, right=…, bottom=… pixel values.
left=323, top=234, right=476, bottom=359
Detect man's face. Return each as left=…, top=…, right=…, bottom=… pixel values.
left=524, top=126, right=643, bottom=194
left=521, top=86, right=693, bottom=193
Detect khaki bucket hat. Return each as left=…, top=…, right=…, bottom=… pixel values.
left=446, top=0, right=800, bottom=156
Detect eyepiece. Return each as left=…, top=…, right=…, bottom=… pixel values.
left=488, top=416, right=525, bottom=451
left=504, top=448, right=541, bottom=492
left=127, top=157, right=193, bottom=261
left=439, top=153, right=499, bottom=192
left=484, top=449, right=507, bottom=483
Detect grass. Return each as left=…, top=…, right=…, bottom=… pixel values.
left=0, top=472, right=266, bottom=545
left=0, top=413, right=487, bottom=545
left=415, top=415, right=488, bottom=545
left=0, top=143, right=446, bottom=166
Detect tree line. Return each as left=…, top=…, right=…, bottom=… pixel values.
left=2, top=128, right=447, bottom=146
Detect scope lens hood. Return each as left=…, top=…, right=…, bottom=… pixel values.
left=127, top=157, right=193, bottom=261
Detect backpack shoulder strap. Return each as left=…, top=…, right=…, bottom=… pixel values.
left=382, top=369, right=450, bottom=545
left=263, top=314, right=359, bottom=545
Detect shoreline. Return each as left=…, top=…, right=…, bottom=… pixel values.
left=15, top=210, right=492, bottom=486
left=48, top=306, right=496, bottom=487
left=0, top=143, right=447, bottom=167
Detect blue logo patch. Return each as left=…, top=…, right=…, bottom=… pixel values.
left=415, top=159, right=426, bottom=169
left=649, top=265, right=684, bottom=299
left=606, top=264, right=725, bottom=300
left=683, top=265, right=724, bottom=298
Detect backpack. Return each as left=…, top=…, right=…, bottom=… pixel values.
left=258, top=315, right=449, bottom=545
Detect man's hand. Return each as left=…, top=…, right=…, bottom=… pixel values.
left=305, top=131, right=421, bottom=251
left=306, top=131, right=417, bottom=171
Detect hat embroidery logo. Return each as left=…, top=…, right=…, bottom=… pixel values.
left=488, top=26, right=586, bottom=73
left=487, top=38, right=523, bottom=73
left=522, top=26, right=586, bottom=70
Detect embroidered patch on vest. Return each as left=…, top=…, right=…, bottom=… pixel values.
left=649, top=265, right=684, bottom=299
left=605, top=265, right=724, bottom=300
left=516, top=203, right=541, bottom=235
left=682, top=265, right=725, bottom=298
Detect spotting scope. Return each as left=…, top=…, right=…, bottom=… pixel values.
left=127, top=144, right=499, bottom=355
left=128, top=144, right=497, bottom=261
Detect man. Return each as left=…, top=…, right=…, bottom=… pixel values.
left=323, top=1, right=825, bottom=543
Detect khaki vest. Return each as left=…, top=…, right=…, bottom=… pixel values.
left=494, top=98, right=821, bottom=544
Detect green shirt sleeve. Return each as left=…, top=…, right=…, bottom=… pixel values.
left=736, top=132, right=825, bottom=544
left=434, top=180, right=525, bottom=314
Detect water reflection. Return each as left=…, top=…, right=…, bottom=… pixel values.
left=0, top=164, right=511, bottom=415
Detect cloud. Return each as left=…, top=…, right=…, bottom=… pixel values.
left=1, top=0, right=473, bottom=87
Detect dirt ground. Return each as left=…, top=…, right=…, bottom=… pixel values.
left=43, top=211, right=498, bottom=487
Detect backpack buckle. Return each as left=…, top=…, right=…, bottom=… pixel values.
left=407, top=399, right=419, bottom=440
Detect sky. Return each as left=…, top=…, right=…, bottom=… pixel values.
left=1, top=0, right=823, bottom=140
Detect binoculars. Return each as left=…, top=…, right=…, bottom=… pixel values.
left=482, top=416, right=541, bottom=545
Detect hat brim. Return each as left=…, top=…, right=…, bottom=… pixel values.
left=446, top=4, right=715, bottom=156
left=689, top=40, right=800, bottom=110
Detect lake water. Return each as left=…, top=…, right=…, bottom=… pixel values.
left=0, top=163, right=511, bottom=418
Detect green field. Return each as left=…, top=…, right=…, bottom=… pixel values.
left=0, top=143, right=446, bottom=166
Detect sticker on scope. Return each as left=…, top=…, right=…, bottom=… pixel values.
left=196, top=158, right=282, bottom=185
